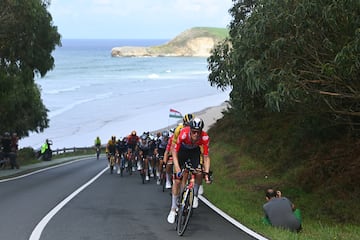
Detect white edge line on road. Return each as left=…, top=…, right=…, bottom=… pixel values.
left=0, top=157, right=92, bottom=183
left=29, top=166, right=108, bottom=240
left=198, top=195, right=269, bottom=240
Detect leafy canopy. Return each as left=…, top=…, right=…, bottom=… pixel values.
left=0, top=0, right=61, bottom=137
left=208, top=0, right=360, bottom=132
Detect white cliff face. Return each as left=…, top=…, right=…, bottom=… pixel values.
left=186, top=37, right=216, bottom=57
left=111, top=46, right=151, bottom=57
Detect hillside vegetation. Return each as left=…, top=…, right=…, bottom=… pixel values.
left=205, top=0, right=360, bottom=238
left=111, top=27, right=228, bottom=57
left=206, top=113, right=360, bottom=239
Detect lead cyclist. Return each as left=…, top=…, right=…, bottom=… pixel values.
left=167, top=117, right=211, bottom=224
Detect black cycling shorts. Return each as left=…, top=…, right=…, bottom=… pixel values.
left=178, top=146, right=201, bottom=169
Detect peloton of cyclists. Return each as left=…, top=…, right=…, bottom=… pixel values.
left=167, top=117, right=211, bottom=224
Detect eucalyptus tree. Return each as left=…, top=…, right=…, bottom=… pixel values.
left=0, top=0, right=61, bottom=137
left=208, top=0, right=360, bottom=132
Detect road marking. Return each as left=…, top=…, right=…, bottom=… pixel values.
left=29, top=166, right=108, bottom=240
left=199, top=195, right=269, bottom=240
left=0, top=157, right=92, bottom=183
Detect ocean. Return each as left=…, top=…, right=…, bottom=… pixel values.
left=19, top=39, right=230, bottom=149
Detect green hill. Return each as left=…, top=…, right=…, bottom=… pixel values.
left=111, top=27, right=229, bottom=57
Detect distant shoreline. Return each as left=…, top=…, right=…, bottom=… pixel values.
left=152, top=101, right=229, bottom=134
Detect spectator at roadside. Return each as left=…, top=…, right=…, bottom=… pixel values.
left=1, top=132, right=19, bottom=169
left=262, top=188, right=302, bottom=232
left=40, top=139, right=53, bottom=161
left=11, top=133, right=19, bottom=152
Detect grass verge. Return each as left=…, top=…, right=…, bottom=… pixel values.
left=203, top=136, right=360, bottom=239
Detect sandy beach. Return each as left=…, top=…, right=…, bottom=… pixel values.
left=153, top=101, right=229, bottom=134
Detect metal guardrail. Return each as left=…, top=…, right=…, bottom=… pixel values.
left=51, top=147, right=95, bottom=155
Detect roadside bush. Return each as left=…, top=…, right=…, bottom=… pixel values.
left=17, top=147, right=36, bottom=164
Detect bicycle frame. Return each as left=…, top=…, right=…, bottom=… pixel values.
left=176, top=161, right=200, bottom=236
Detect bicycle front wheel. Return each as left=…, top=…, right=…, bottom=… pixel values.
left=160, top=171, right=166, bottom=192
left=176, top=188, right=194, bottom=236
left=110, top=156, right=115, bottom=174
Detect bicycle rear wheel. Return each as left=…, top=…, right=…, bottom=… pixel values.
left=141, top=170, right=145, bottom=184
left=160, top=170, right=166, bottom=192
left=110, top=156, right=115, bottom=174
left=176, top=188, right=194, bottom=236
left=161, top=176, right=166, bottom=192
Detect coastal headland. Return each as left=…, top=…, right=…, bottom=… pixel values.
left=111, top=27, right=228, bottom=57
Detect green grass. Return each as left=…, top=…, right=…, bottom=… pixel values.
left=191, top=27, right=229, bottom=38
left=203, top=127, right=360, bottom=239
left=149, top=27, right=228, bottom=54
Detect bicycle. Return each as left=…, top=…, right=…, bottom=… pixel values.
left=159, top=163, right=167, bottom=191
left=95, top=146, right=101, bottom=160
left=176, top=161, right=204, bottom=236
left=109, top=153, right=116, bottom=174
left=160, top=159, right=173, bottom=192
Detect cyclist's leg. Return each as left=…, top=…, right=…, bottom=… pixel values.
left=148, top=153, right=155, bottom=178
left=188, top=147, right=201, bottom=208
left=157, top=149, right=165, bottom=179
left=156, top=156, right=162, bottom=184
left=145, top=156, right=150, bottom=181
left=168, top=149, right=187, bottom=224
left=166, top=157, right=174, bottom=188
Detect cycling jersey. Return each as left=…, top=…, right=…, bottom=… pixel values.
left=165, top=135, right=174, bottom=153
left=174, top=126, right=209, bottom=156
left=172, top=123, right=184, bottom=145
left=106, top=140, right=116, bottom=154
left=116, top=139, right=127, bottom=154
left=127, top=134, right=139, bottom=149
left=138, top=140, right=150, bottom=157
left=94, top=138, right=101, bottom=147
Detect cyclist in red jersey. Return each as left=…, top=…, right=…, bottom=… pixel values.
left=167, top=117, right=211, bottom=224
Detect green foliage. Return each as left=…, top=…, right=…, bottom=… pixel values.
left=208, top=0, right=360, bottom=132
left=207, top=115, right=360, bottom=239
left=0, top=0, right=61, bottom=137
left=17, top=147, right=36, bottom=165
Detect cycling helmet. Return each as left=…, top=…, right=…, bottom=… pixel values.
left=189, top=117, right=204, bottom=131
left=162, top=130, right=169, bottom=138
left=170, top=128, right=175, bottom=133
left=131, top=130, right=136, bottom=136
left=182, top=113, right=194, bottom=126
left=141, top=134, right=147, bottom=140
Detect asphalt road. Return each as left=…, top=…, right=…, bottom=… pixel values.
left=0, top=156, right=262, bottom=240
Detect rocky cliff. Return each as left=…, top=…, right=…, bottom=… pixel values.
left=111, top=27, right=228, bottom=57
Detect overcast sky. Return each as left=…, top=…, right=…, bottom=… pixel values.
left=48, top=0, right=234, bottom=39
